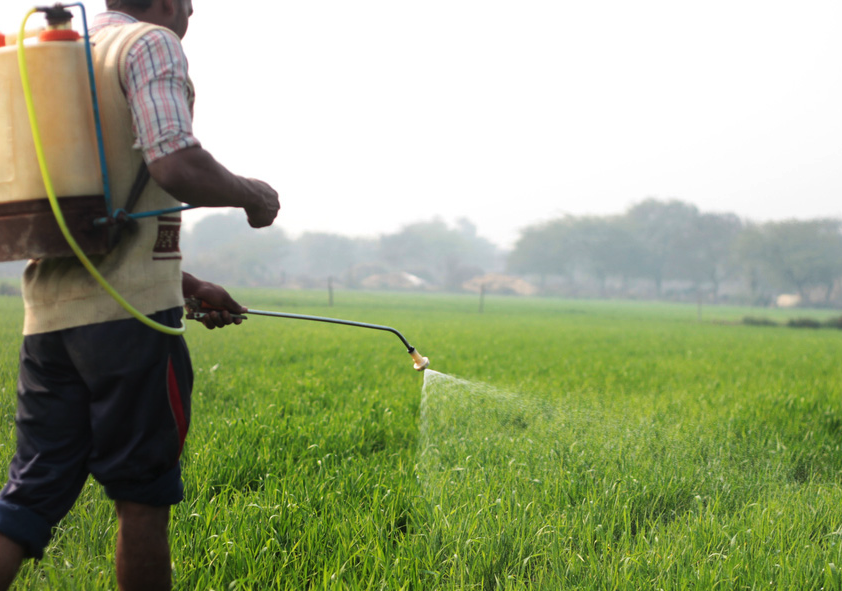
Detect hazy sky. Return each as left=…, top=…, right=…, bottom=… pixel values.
left=2, top=1, right=841, bottom=248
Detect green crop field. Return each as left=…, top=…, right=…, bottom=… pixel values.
left=2, top=291, right=842, bottom=590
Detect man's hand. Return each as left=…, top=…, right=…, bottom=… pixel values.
left=183, top=272, right=246, bottom=330
left=244, top=179, right=280, bottom=228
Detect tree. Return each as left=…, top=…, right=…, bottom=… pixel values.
left=507, top=219, right=570, bottom=281
left=379, top=218, right=499, bottom=290
left=625, top=199, right=702, bottom=295
left=509, top=200, right=742, bottom=300
left=734, top=222, right=771, bottom=303
left=292, top=232, right=366, bottom=279
left=746, top=219, right=842, bottom=302
left=564, top=215, right=644, bottom=296
left=682, top=212, right=743, bottom=300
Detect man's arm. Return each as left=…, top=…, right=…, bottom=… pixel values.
left=117, top=24, right=280, bottom=228
left=148, top=146, right=280, bottom=228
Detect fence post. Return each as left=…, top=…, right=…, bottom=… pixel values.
left=328, top=276, right=334, bottom=307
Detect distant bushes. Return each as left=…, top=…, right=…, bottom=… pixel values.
left=742, top=316, right=842, bottom=330
left=743, top=316, right=778, bottom=327
left=0, top=282, right=20, bottom=296
left=787, top=318, right=823, bottom=329
left=821, top=316, right=842, bottom=330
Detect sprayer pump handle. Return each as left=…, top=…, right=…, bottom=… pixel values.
left=184, top=297, right=247, bottom=321
left=40, top=5, right=73, bottom=26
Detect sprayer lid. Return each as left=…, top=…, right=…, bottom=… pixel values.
left=39, top=29, right=81, bottom=42
left=0, top=33, right=5, bottom=48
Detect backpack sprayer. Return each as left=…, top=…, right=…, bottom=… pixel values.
left=0, top=4, right=431, bottom=371
left=0, top=3, right=110, bottom=261
left=0, top=3, right=197, bottom=261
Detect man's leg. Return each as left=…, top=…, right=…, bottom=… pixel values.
left=80, top=313, right=190, bottom=591
left=0, top=533, right=24, bottom=591
left=115, top=501, right=171, bottom=591
left=0, top=331, right=94, bottom=578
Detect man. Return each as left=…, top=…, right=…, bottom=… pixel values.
left=0, top=0, right=280, bottom=589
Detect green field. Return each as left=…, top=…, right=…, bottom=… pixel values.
left=2, top=291, right=842, bottom=590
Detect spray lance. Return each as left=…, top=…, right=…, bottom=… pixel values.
left=185, top=298, right=431, bottom=371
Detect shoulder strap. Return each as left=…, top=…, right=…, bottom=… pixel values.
left=108, top=161, right=147, bottom=247
left=124, top=161, right=150, bottom=215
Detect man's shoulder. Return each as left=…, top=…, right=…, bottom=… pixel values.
left=89, top=10, right=137, bottom=35
left=125, top=24, right=184, bottom=53
left=92, top=21, right=187, bottom=73
left=91, top=12, right=183, bottom=53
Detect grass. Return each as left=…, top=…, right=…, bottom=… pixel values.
left=1, top=291, right=842, bottom=589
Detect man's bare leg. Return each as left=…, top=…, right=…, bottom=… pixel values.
left=115, top=501, right=171, bottom=591
left=0, top=533, right=24, bottom=591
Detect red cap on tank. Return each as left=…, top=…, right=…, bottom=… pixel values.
left=38, top=29, right=80, bottom=42
left=0, top=33, right=5, bottom=48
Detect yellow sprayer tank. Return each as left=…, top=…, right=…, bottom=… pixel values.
left=0, top=25, right=109, bottom=261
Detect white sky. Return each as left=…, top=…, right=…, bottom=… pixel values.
left=2, top=1, right=841, bottom=248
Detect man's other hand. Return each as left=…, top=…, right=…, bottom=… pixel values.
left=244, top=179, right=280, bottom=228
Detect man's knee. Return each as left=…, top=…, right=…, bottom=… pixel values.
left=0, top=500, right=54, bottom=559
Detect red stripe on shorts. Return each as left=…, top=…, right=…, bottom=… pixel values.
left=167, top=358, right=188, bottom=460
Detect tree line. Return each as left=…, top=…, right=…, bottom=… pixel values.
left=181, top=198, right=842, bottom=306
left=509, top=199, right=842, bottom=305
left=180, top=213, right=503, bottom=291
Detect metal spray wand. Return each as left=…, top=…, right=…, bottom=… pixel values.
left=185, top=298, right=430, bottom=371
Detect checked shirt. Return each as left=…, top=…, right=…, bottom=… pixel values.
left=90, top=11, right=201, bottom=163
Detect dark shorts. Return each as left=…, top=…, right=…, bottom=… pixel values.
left=0, top=308, right=192, bottom=559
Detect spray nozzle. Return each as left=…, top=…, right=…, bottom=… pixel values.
left=409, top=349, right=430, bottom=371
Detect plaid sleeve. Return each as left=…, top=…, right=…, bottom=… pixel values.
left=122, top=28, right=201, bottom=163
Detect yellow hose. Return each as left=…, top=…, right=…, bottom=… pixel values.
left=17, top=9, right=185, bottom=336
